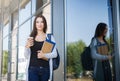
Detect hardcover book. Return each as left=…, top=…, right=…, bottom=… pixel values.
left=97, top=45, right=108, bottom=55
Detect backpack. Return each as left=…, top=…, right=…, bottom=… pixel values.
left=81, top=46, right=93, bottom=71
left=47, top=34, right=60, bottom=70
left=81, top=38, right=95, bottom=71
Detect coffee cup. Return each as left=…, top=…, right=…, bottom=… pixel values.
left=28, top=37, right=34, bottom=46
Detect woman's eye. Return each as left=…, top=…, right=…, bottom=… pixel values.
left=41, top=21, right=44, bottom=23
left=36, top=21, right=39, bottom=23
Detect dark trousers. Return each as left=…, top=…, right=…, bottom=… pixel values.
left=28, top=66, right=50, bottom=81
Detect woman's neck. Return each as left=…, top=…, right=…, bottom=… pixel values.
left=97, top=36, right=103, bottom=40
left=97, top=36, right=105, bottom=43
left=37, top=30, right=45, bottom=36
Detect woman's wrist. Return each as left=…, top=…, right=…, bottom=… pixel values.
left=25, top=45, right=30, bottom=48
left=103, top=55, right=108, bottom=60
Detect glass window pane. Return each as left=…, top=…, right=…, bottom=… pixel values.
left=42, top=4, right=51, bottom=33
left=32, top=0, right=36, bottom=14
left=32, top=0, right=50, bottom=14
left=11, top=10, right=19, bottom=81
left=12, top=11, right=18, bottom=31
left=2, top=23, right=9, bottom=80
left=3, top=23, right=9, bottom=38
left=3, top=0, right=10, bottom=25
left=2, top=37, right=8, bottom=80
left=66, top=0, right=110, bottom=80
left=19, top=1, right=31, bottom=25
left=18, top=20, right=30, bottom=80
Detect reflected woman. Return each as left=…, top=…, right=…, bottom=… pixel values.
left=24, top=15, right=57, bottom=81
left=90, top=23, right=113, bottom=81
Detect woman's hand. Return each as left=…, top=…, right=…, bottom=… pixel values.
left=37, top=50, right=45, bottom=58
left=108, top=55, right=113, bottom=60
left=25, top=37, right=34, bottom=48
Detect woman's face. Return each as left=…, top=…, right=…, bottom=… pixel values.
left=103, top=27, right=108, bottom=36
left=36, top=17, right=44, bottom=31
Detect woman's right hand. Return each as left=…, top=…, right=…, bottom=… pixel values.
left=25, top=37, right=34, bottom=48
left=108, top=55, right=113, bottom=60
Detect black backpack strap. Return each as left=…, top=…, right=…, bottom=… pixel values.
left=90, top=37, right=100, bottom=46
left=47, top=34, right=52, bottom=41
left=90, top=37, right=95, bottom=46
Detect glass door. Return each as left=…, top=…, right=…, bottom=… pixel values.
left=65, top=0, right=114, bottom=80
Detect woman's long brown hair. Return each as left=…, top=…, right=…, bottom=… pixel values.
left=94, top=22, right=107, bottom=43
left=30, top=15, right=47, bottom=38
left=94, top=22, right=110, bottom=50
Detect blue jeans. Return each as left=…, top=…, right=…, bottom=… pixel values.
left=28, top=66, right=50, bottom=81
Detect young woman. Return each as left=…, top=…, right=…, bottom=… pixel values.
left=90, top=23, right=113, bottom=81
left=24, top=15, right=57, bottom=81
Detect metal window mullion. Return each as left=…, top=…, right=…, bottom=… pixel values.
left=16, top=0, right=20, bottom=80
left=7, top=11, right=12, bottom=81
left=30, top=0, right=32, bottom=31
left=7, top=0, right=13, bottom=80
left=50, top=0, right=53, bottom=34
left=64, top=0, right=68, bottom=81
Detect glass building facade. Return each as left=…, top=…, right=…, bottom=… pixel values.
left=0, top=0, right=120, bottom=81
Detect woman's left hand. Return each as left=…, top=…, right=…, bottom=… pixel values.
left=37, top=50, right=45, bottom=58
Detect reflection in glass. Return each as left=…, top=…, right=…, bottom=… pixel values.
left=66, top=0, right=110, bottom=81
left=2, top=37, right=8, bottom=80
left=2, top=21, right=9, bottom=81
